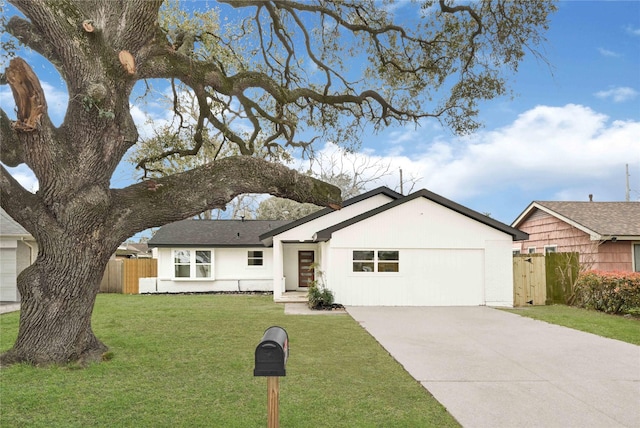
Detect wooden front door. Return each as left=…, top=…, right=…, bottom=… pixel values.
left=298, top=251, right=315, bottom=288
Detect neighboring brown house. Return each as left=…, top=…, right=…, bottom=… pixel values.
left=114, top=242, right=153, bottom=259
left=511, top=201, right=640, bottom=272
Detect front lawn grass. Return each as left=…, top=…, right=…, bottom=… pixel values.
left=502, top=305, right=640, bottom=345
left=1, top=294, right=458, bottom=427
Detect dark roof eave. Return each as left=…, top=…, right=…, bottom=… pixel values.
left=150, top=243, right=271, bottom=248
left=258, top=186, right=403, bottom=241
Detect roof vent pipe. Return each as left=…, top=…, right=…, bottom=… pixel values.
left=588, top=194, right=593, bottom=202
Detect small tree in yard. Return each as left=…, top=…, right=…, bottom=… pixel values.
left=1, top=0, right=555, bottom=366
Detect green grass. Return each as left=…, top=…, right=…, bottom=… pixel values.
left=502, top=305, right=640, bottom=345
left=0, top=294, right=458, bottom=427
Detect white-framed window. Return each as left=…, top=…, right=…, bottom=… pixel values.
left=528, top=247, right=536, bottom=254
left=544, top=245, right=557, bottom=255
left=173, top=249, right=212, bottom=278
left=512, top=249, right=521, bottom=255
left=248, top=250, right=264, bottom=266
left=353, top=250, right=399, bottom=273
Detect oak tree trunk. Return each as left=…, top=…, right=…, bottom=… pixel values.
left=2, top=231, right=113, bottom=366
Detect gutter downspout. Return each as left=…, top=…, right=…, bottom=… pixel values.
left=21, top=237, right=37, bottom=264
left=19, top=237, right=36, bottom=302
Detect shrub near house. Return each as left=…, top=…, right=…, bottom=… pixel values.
left=574, top=271, right=640, bottom=315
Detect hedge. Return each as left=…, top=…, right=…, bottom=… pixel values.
left=573, top=271, right=640, bottom=315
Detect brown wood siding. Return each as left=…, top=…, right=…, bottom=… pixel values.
left=516, top=209, right=634, bottom=272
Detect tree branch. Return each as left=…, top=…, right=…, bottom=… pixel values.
left=5, top=16, right=63, bottom=69
left=0, top=109, right=24, bottom=166
left=439, top=0, right=483, bottom=72
left=0, top=165, right=47, bottom=236
left=111, top=156, right=342, bottom=234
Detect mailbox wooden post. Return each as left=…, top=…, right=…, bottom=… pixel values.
left=254, top=326, right=288, bottom=428
left=267, top=376, right=279, bottom=428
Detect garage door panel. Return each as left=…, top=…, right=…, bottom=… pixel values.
left=0, top=248, right=18, bottom=302
left=332, top=248, right=484, bottom=306
left=410, top=249, right=484, bottom=306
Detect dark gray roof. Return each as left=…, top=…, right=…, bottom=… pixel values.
left=0, top=208, right=31, bottom=237
left=259, top=186, right=403, bottom=241
left=315, top=189, right=529, bottom=241
left=148, top=219, right=291, bottom=248
left=526, top=201, right=640, bottom=236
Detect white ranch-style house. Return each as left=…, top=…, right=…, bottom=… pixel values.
left=147, top=187, right=528, bottom=307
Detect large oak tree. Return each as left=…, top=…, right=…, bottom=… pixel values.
left=0, top=0, right=555, bottom=366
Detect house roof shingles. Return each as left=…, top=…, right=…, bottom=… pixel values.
left=148, top=219, right=291, bottom=248
left=0, top=208, right=31, bottom=237
left=531, top=201, right=640, bottom=237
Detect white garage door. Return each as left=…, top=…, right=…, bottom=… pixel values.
left=331, top=248, right=485, bottom=306
left=408, top=249, right=484, bottom=306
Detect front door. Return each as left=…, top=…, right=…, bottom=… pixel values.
left=298, top=251, right=315, bottom=288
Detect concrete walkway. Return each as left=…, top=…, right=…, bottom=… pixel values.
left=347, top=306, right=640, bottom=428
left=0, top=303, right=20, bottom=314
left=284, top=302, right=347, bottom=315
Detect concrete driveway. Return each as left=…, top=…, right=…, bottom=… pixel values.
left=346, top=306, right=640, bottom=428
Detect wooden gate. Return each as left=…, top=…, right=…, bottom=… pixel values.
left=513, top=254, right=546, bottom=306
left=100, top=259, right=157, bottom=294
left=123, top=258, right=157, bottom=294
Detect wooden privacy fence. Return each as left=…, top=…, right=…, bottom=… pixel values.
left=545, top=252, right=580, bottom=305
left=512, top=252, right=580, bottom=307
left=100, top=259, right=123, bottom=294
left=100, top=259, right=157, bottom=294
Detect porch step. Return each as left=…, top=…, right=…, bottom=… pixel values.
left=275, top=291, right=308, bottom=303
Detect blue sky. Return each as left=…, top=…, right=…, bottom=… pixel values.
left=2, top=1, right=639, bottom=227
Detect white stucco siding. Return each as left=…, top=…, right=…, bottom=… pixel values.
left=215, top=248, right=274, bottom=280
left=154, top=247, right=274, bottom=293
left=276, top=194, right=395, bottom=241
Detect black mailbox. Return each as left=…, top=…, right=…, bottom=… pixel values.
left=254, top=326, right=288, bottom=377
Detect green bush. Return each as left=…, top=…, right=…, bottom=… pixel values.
left=573, top=271, right=640, bottom=315
left=307, top=268, right=336, bottom=309
left=308, top=282, right=335, bottom=309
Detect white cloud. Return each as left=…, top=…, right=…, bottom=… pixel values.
left=625, top=25, right=640, bottom=36
left=594, top=86, right=639, bottom=103
left=597, top=47, right=620, bottom=57
left=326, top=104, right=639, bottom=206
